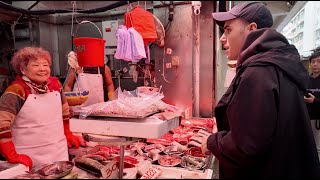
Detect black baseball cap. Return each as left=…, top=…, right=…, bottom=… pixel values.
left=212, top=2, right=273, bottom=28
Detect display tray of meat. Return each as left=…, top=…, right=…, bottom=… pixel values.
left=181, top=117, right=216, bottom=133
left=32, top=161, right=74, bottom=178
left=142, top=124, right=214, bottom=171
left=180, top=155, right=206, bottom=170
left=15, top=161, right=74, bottom=179
left=163, top=145, right=185, bottom=156
left=157, top=155, right=182, bottom=167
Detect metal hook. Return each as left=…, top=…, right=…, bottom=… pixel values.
left=128, top=1, right=133, bottom=9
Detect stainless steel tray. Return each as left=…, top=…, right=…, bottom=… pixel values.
left=76, top=111, right=160, bottom=119
left=30, top=161, right=74, bottom=179
left=0, top=161, right=18, bottom=172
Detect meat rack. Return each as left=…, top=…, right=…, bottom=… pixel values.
left=69, top=113, right=181, bottom=179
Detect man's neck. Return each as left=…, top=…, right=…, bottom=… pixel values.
left=312, top=72, right=320, bottom=78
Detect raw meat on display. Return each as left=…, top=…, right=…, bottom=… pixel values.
left=143, top=144, right=165, bottom=153
left=74, top=157, right=105, bottom=176
left=158, top=155, right=182, bottom=167
left=186, top=147, right=206, bottom=157
left=181, top=156, right=206, bottom=170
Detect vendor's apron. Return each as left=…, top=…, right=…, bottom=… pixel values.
left=311, top=119, right=320, bottom=160
left=11, top=91, right=68, bottom=168
left=73, top=67, right=104, bottom=106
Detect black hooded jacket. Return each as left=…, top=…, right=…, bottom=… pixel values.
left=208, top=28, right=320, bottom=179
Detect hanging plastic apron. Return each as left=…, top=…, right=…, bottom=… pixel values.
left=73, top=67, right=104, bottom=106
left=11, top=91, right=68, bottom=168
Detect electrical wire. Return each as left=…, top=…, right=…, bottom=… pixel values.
left=165, top=21, right=171, bottom=33
left=153, top=15, right=165, bottom=44
left=0, top=1, right=138, bottom=15
left=160, top=1, right=169, bottom=6
left=72, top=1, right=81, bottom=24
left=71, top=2, right=75, bottom=37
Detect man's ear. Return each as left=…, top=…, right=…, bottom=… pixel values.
left=248, top=22, right=258, bottom=31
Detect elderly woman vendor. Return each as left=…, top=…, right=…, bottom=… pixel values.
left=0, top=47, right=80, bottom=170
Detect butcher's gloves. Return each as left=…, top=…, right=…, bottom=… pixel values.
left=108, top=91, right=114, bottom=100
left=0, top=141, right=33, bottom=171
left=63, top=120, right=80, bottom=149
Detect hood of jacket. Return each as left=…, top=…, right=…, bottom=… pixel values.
left=237, top=28, right=309, bottom=91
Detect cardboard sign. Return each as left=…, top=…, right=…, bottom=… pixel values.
left=140, top=165, right=162, bottom=179
left=101, top=160, right=119, bottom=179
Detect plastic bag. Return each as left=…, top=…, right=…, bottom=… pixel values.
left=79, top=87, right=167, bottom=119
left=114, top=26, right=146, bottom=62
left=124, top=6, right=157, bottom=45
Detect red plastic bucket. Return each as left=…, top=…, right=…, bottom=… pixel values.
left=73, top=21, right=106, bottom=67
left=74, top=37, right=106, bottom=67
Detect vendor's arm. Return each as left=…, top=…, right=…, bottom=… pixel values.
left=56, top=80, right=80, bottom=149
left=207, top=66, right=278, bottom=170
left=0, top=84, right=26, bottom=143
left=0, top=84, right=33, bottom=169
left=63, top=67, right=76, bottom=92
left=104, top=65, right=115, bottom=100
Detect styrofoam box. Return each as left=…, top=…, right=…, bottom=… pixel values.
left=70, top=115, right=180, bottom=139
left=0, top=161, right=29, bottom=179
left=155, top=165, right=213, bottom=179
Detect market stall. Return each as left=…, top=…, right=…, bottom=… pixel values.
left=0, top=86, right=216, bottom=179
left=66, top=115, right=216, bottom=179
left=64, top=89, right=216, bottom=179
left=0, top=2, right=219, bottom=179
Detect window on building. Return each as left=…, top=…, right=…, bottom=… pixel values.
left=281, top=1, right=320, bottom=57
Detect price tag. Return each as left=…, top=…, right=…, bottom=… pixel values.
left=140, top=166, right=162, bottom=179
left=101, top=160, right=119, bottom=179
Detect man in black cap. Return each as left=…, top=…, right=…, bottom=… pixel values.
left=304, top=48, right=320, bottom=161
left=200, top=2, right=320, bottom=179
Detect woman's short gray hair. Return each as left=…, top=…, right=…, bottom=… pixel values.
left=10, top=47, right=52, bottom=76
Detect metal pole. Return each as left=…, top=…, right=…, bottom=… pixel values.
left=28, top=20, right=33, bottom=45
left=119, top=145, right=125, bottom=179
left=193, top=3, right=201, bottom=117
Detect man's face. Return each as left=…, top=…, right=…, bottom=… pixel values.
left=220, top=19, right=251, bottom=60
left=310, top=57, right=320, bottom=74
